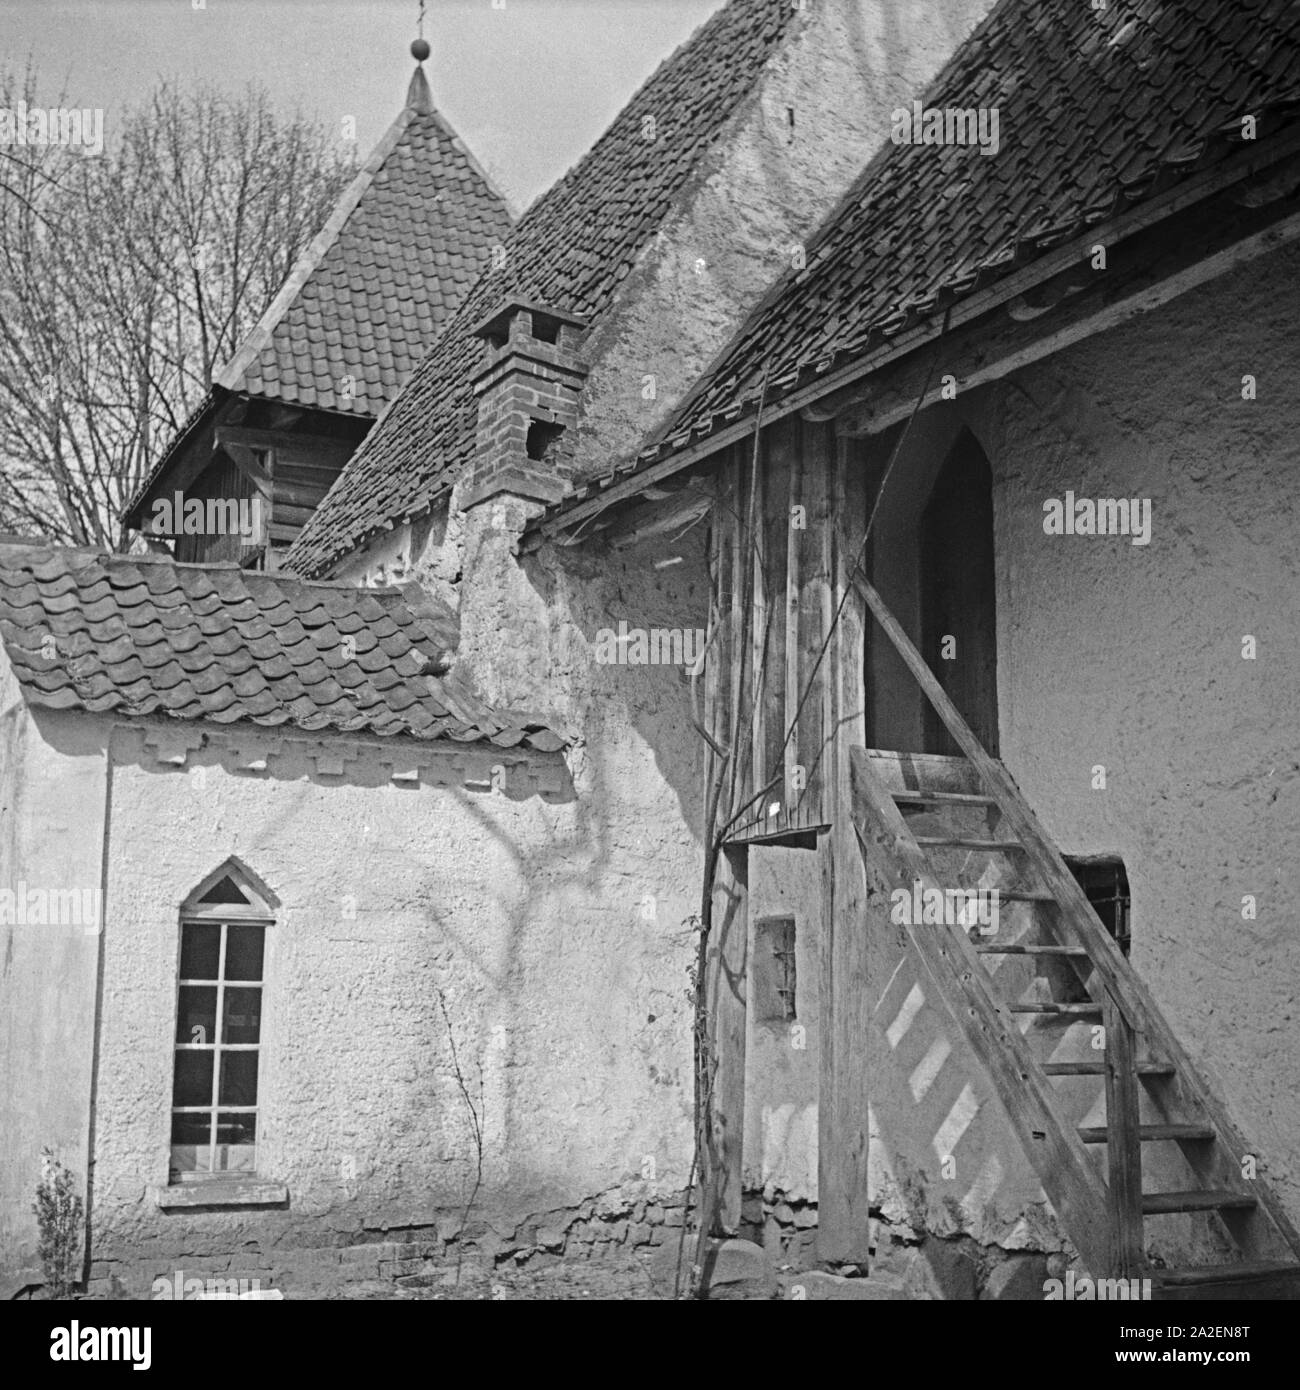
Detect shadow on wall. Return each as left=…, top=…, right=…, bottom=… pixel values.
left=868, top=934, right=1072, bottom=1251
left=451, top=521, right=711, bottom=1197
left=19, top=512, right=707, bottom=1227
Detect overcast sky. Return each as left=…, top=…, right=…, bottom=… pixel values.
left=0, top=0, right=726, bottom=211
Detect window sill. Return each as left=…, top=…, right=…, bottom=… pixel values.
left=149, top=1178, right=288, bottom=1210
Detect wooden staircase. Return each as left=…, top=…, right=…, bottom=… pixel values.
left=850, top=573, right=1300, bottom=1300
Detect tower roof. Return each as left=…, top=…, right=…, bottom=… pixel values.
left=214, top=61, right=514, bottom=418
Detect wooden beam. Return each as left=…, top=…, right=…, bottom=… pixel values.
left=263, top=405, right=304, bottom=432
left=852, top=569, right=1300, bottom=1263
left=275, top=460, right=349, bottom=485
left=607, top=491, right=711, bottom=550
left=816, top=433, right=872, bottom=1265
left=271, top=479, right=333, bottom=510
left=703, top=454, right=733, bottom=823
left=270, top=502, right=319, bottom=528
left=758, top=420, right=792, bottom=828
left=708, top=843, right=749, bottom=1234
left=732, top=452, right=757, bottom=827
left=1103, top=991, right=1145, bottom=1278
left=220, top=442, right=272, bottom=497
left=830, top=201, right=1300, bottom=438
left=214, top=425, right=356, bottom=461
left=783, top=420, right=804, bottom=828
left=134, top=395, right=241, bottom=514
left=849, top=745, right=1113, bottom=1274
left=750, top=437, right=769, bottom=821
left=540, top=137, right=1300, bottom=543
left=702, top=452, right=744, bottom=1235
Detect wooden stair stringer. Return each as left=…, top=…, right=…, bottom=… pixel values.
left=852, top=569, right=1300, bottom=1268
left=850, top=746, right=1112, bottom=1275
left=995, top=795, right=1296, bottom=1262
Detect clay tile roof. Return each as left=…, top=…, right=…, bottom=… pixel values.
left=215, top=65, right=513, bottom=420
left=284, top=0, right=802, bottom=577
left=123, top=70, right=513, bottom=530
left=619, top=0, right=1300, bottom=469
left=0, top=541, right=567, bottom=754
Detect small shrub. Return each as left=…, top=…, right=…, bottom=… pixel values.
left=33, top=1148, right=83, bottom=1299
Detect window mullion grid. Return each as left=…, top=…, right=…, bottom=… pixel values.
left=210, top=920, right=227, bottom=1172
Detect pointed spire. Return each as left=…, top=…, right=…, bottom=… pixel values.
left=406, top=56, right=433, bottom=115
left=408, top=4, right=434, bottom=116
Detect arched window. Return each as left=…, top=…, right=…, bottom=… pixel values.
left=170, top=860, right=277, bottom=1183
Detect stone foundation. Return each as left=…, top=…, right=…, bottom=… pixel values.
left=738, top=1185, right=1063, bottom=1301
left=75, top=1181, right=1076, bottom=1300
left=82, top=1184, right=691, bottom=1299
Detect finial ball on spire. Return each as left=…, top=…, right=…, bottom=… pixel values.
left=411, top=37, right=430, bottom=62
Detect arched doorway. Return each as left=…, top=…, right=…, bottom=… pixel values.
left=919, top=428, right=998, bottom=755
left=864, top=423, right=999, bottom=755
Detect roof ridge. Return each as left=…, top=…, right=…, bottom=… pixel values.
left=629, top=0, right=1300, bottom=464
left=284, top=0, right=804, bottom=575
left=0, top=539, right=412, bottom=594
left=509, top=0, right=795, bottom=219
left=0, top=543, right=564, bottom=752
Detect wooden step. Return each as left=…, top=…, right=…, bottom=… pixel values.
left=1078, top=1123, right=1214, bottom=1144
left=1008, top=1002, right=1102, bottom=1015
left=914, top=836, right=1024, bottom=852
left=977, top=944, right=1086, bottom=956
left=853, top=578, right=1300, bottom=1280
left=851, top=580, right=1300, bottom=1273
left=1143, top=1190, right=1257, bottom=1215
left=1154, top=1260, right=1300, bottom=1301
left=1042, top=1060, right=1174, bottom=1077
left=1155, top=1260, right=1300, bottom=1288
left=892, top=790, right=999, bottom=807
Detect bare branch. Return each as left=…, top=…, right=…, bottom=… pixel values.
left=0, top=65, right=354, bottom=547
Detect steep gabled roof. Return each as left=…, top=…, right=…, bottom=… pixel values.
left=284, top=0, right=802, bottom=577
left=122, top=64, right=513, bottom=532
left=623, top=0, right=1300, bottom=470
left=215, top=65, right=513, bottom=418
left=0, top=541, right=565, bottom=752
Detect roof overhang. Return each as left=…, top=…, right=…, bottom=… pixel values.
left=538, top=131, right=1300, bottom=549
left=122, top=387, right=232, bottom=530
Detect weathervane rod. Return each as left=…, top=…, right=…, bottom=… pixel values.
left=412, top=0, right=431, bottom=66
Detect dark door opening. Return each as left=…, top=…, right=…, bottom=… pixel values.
left=1067, top=857, right=1132, bottom=957
left=919, top=430, right=999, bottom=755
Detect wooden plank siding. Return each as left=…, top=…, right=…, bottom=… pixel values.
left=701, top=442, right=751, bottom=1237
left=817, top=431, right=871, bottom=1261
left=703, top=416, right=872, bottom=1258
left=711, top=417, right=842, bottom=845
left=755, top=420, right=788, bottom=832
left=172, top=442, right=351, bottom=566
left=706, top=843, right=749, bottom=1234
left=173, top=453, right=259, bottom=566
left=267, top=437, right=352, bottom=559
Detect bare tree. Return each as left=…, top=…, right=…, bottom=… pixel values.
left=0, top=69, right=354, bottom=549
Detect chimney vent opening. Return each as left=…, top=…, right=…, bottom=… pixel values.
left=526, top=419, right=566, bottom=462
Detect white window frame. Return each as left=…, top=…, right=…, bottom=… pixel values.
left=170, top=860, right=276, bottom=1185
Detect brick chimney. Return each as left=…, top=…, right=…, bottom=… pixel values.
left=461, top=299, right=590, bottom=511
